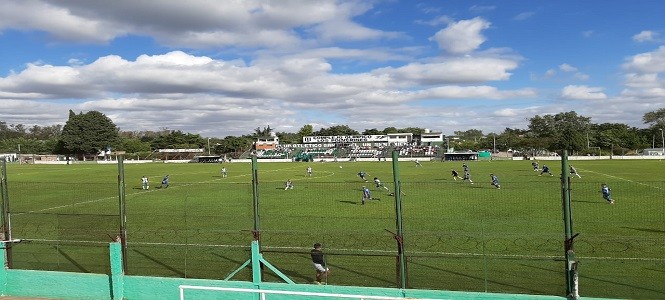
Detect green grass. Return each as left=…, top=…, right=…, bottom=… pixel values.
left=4, top=159, right=665, bottom=299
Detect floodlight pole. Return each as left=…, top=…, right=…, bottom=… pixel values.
left=561, top=150, right=579, bottom=299
left=117, top=156, right=128, bottom=272
left=391, top=150, right=407, bottom=289
left=0, top=158, right=13, bottom=268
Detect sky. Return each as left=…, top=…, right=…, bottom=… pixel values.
left=0, top=0, right=664, bottom=137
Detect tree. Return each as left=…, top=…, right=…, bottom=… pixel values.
left=528, top=111, right=591, bottom=151
left=382, top=127, right=398, bottom=134
left=118, top=136, right=151, bottom=153
left=253, top=126, right=273, bottom=137
left=642, top=107, right=665, bottom=129
left=296, top=124, right=314, bottom=142
left=362, top=128, right=382, bottom=135
left=150, top=130, right=204, bottom=150
left=276, top=131, right=299, bottom=144
left=216, top=136, right=252, bottom=154
left=313, top=125, right=359, bottom=136
left=297, top=124, right=313, bottom=136
left=398, top=127, right=427, bottom=135
left=59, top=110, right=120, bottom=158
left=454, top=129, right=484, bottom=142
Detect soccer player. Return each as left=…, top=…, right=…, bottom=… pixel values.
left=357, top=171, right=368, bottom=182
left=141, top=176, right=149, bottom=190
left=570, top=166, right=581, bottom=178
left=490, top=174, right=501, bottom=189
left=307, top=166, right=313, bottom=177
left=463, top=169, right=474, bottom=184
left=600, top=183, right=614, bottom=204
left=361, top=186, right=371, bottom=205
left=221, top=167, right=228, bottom=178
left=310, top=243, right=329, bottom=285
left=451, top=169, right=461, bottom=181
left=373, top=177, right=390, bottom=191
left=463, top=163, right=469, bottom=172
left=160, top=175, right=169, bottom=188
left=539, top=165, right=553, bottom=176
left=284, top=179, right=294, bottom=190
left=532, top=161, right=540, bottom=172
left=415, top=159, right=422, bottom=167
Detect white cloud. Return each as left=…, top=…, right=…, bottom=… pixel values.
left=0, top=50, right=536, bottom=135
left=376, top=57, right=519, bottom=84
left=429, top=17, right=491, bottom=55
left=623, top=45, right=665, bottom=73
left=560, top=85, right=607, bottom=100
left=633, top=30, right=657, bottom=42
left=543, top=69, right=557, bottom=78
left=415, top=16, right=453, bottom=27
left=513, top=12, right=535, bottom=21
left=559, top=63, right=578, bottom=72
left=541, top=63, right=588, bottom=81
left=623, top=73, right=662, bottom=89
left=469, top=5, right=496, bottom=13
left=0, top=0, right=394, bottom=49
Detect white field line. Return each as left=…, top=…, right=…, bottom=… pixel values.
left=578, top=168, right=663, bottom=190
left=14, top=164, right=310, bottom=215
left=21, top=239, right=665, bottom=262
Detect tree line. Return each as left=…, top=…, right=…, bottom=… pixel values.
left=1, top=108, right=664, bottom=158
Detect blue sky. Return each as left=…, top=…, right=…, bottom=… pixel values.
left=1, top=0, right=664, bottom=137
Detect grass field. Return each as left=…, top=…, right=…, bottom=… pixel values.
left=3, top=158, right=665, bottom=299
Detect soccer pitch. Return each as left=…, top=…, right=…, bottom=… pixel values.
left=4, top=159, right=665, bottom=299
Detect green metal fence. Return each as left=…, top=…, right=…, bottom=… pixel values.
left=1, top=158, right=664, bottom=299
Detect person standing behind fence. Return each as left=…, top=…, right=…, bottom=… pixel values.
left=311, top=243, right=329, bottom=285
left=141, top=175, right=149, bottom=190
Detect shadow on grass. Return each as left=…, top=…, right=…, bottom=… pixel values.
left=132, top=249, right=185, bottom=277
left=410, top=260, right=546, bottom=295
left=210, top=252, right=245, bottom=266
left=339, top=200, right=359, bottom=205
left=326, top=261, right=394, bottom=286
left=55, top=246, right=90, bottom=273
left=518, top=263, right=665, bottom=296
left=266, top=253, right=312, bottom=282
left=621, top=226, right=665, bottom=234
left=572, top=200, right=603, bottom=204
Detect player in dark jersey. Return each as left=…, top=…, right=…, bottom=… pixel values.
left=490, top=174, right=501, bottom=189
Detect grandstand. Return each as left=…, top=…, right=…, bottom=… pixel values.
left=251, top=132, right=449, bottom=160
